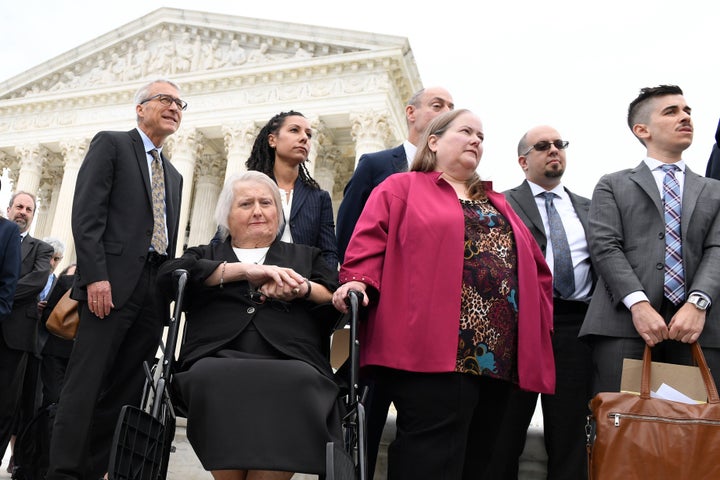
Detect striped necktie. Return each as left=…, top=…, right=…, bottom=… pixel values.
left=661, top=164, right=684, bottom=305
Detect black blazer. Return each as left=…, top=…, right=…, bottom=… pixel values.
left=336, top=145, right=408, bottom=262
left=705, top=118, right=720, bottom=180
left=287, top=178, right=338, bottom=269
left=0, top=218, right=21, bottom=321
left=71, top=128, right=183, bottom=308
left=157, top=239, right=339, bottom=379
left=2, top=234, right=53, bottom=352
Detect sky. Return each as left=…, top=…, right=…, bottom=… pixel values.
left=1, top=0, right=719, bottom=199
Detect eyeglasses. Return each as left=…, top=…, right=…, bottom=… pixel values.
left=522, top=140, right=569, bottom=156
left=139, top=94, right=188, bottom=111
left=245, top=290, right=291, bottom=313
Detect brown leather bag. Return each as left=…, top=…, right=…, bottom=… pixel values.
left=45, top=289, right=79, bottom=340
left=587, top=342, right=720, bottom=479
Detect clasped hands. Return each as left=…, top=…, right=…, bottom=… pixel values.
left=247, top=264, right=308, bottom=302
left=631, top=300, right=705, bottom=346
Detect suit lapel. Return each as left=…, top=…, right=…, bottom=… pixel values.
left=288, top=178, right=309, bottom=222
left=630, top=162, right=663, bottom=216
left=512, top=181, right=546, bottom=239
left=681, top=167, right=703, bottom=235
left=567, top=189, right=591, bottom=232
left=129, top=129, right=153, bottom=204
left=391, top=145, right=408, bottom=173
left=21, top=234, right=33, bottom=262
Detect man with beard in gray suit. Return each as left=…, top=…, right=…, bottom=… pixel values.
left=483, top=126, right=593, bottom=480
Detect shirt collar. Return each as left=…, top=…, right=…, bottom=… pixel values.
left=527, top=180, right=567, bottom=200
left=136, top=127, right=163, bottom=156
left=644, top=157, right=685, bottom=173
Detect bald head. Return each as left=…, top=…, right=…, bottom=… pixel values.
left=406, top=86, right=455, bottom=144
left=518, top=125, right=568, bottom=190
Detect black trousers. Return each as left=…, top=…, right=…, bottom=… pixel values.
left=47, top=262, right=165, bottom=480
left=480, top=299, right=593, bottom=480
left=371, top=367, right=512, bottom=480
left=0, top=334, right=29, bottom=462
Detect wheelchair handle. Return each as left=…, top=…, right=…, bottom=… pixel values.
left=345, top=289, right=365, bottom=308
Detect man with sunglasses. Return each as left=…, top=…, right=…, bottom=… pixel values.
left=482, top=126, right=594, bottom=480
left=580, top=85, right=720, bottom=394
left=48, top=79, right=184, bottom=480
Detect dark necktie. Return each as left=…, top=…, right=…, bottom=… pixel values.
left=149, top=149, right=168, bottom=254
left=541, top=191, right=575, bottom=299
left=662, top=164, right=684, bottom=305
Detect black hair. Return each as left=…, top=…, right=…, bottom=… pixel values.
left=245, top=110, right=320, bottom=190
left=627, top=85, right=683, bottom=130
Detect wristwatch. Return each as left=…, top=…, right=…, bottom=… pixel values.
left=687, top=294, right=710, bottom=311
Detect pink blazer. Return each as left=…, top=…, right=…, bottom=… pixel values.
left=340, top=171, right=555, bottom=394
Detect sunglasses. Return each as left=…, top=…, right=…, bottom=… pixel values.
left=523, top=140, right=569, bottom=156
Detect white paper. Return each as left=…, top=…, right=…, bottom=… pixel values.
left=651, top=383, right=701, bottom=404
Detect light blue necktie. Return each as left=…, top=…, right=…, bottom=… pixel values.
left=662, top=164, right=684, bottom=305
left=541, top=192, right=575, bottom=299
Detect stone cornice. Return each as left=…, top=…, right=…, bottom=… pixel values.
left=0, top=8, right=413, bottom=100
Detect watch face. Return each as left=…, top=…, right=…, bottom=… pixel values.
left=690, top=296, right=709, bottom=309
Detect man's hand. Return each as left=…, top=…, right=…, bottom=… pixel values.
left=630, top=301, right=669, bottom=346
left=668, top=303, right=706, bottom=343
left=87, top=280, right=113, bottom=319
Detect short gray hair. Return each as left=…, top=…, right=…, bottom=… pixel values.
left=42, top=236, right=65, bottom=256
left=133, top=79, right=181, bottom=105
left=214, top=171, right=285, bottom=242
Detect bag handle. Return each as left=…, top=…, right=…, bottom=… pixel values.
left=640, top=342, right=720, bottom=403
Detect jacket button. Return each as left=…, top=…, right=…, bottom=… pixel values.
left=658, top=232, right=664, bottom=239
left=247, top=307, right=255, bottom=314
left=656, top=263, right=664, bottom=270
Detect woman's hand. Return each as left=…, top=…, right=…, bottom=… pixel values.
left=245, top=264, right=304, bottom=292
left=332, top=281, right=369, bottom=313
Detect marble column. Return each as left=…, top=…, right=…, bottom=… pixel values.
left=14, top=144, right=49, bottom=195
left=187, top=155, right=224, bottom=248
left=50, top=139, right=89, bottom=271
left=349, top=111, right=392, bottom=168
left=166, top=129, right=204, bottom=256
left=222, top=121, right=258, bottom=185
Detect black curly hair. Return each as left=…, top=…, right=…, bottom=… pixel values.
left=245, top=110, right=320, bottom=190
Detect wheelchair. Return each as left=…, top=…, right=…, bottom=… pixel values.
left=107, top=269, right=367, bottom=480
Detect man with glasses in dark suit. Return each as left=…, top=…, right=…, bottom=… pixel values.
left=48, top=79, right=184, bottom=480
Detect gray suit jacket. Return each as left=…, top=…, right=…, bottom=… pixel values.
left=580, top=162, right=720, bottom=346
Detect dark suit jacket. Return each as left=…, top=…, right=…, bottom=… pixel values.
left=705, top=119, right=720, bottom=180
left=71, top=128, right=183, bottom=308
left=0, top=218, right=21, bottom=322
left=580, top=162, right=720, bottom=346
left=504, top=180, right=591, bottom=258
left=336, top=145, right=408, bottom=262
left=157, top=239, right=339, bottom=379
left=2, top=234, right=53, bottom=352
left=288, top=178, right=338, bottom=269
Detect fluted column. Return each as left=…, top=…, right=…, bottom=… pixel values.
left=350, top=111, right=392, bottom=168
left=305, top=114, right=322, bottom=178
left=14, top=144, right=49, bottom=195
left=166, top=129, right=204, bottom=256
left=222, top=121, right=258, bottom=184
left=51, top=139, right=89, bottom=271
left=187, top=155, right=224, bottom=248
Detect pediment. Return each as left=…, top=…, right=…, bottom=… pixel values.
left=0, top=7, right=410, bottom=100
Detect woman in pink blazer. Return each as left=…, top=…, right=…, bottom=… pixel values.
left=333, top=109, right=554, bottom=480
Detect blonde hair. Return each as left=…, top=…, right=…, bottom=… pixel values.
left=411, top=109, right=485, bottom=200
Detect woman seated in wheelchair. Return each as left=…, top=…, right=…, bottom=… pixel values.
left=158, top=171, right=341, bottom=480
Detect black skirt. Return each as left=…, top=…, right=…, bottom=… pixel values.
left=174, top=326, right=342, bottom=473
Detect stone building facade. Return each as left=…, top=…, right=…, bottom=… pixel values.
left=0, top=7, right=421, bottom=269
